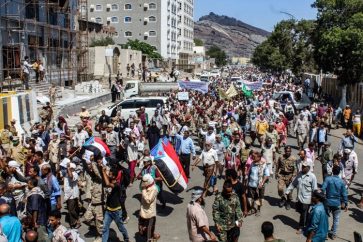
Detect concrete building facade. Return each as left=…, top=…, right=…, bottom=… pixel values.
left=0, top=0, right=79, bottom=86
left=87, top=0, right=194, bottom=64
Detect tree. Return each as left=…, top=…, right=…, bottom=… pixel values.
left=252, top=19, right=317, bottom=74
left=120, top=39, right=162, bottom=60
left=89, top=36, right=115, bottom=47
left=313, top=0, right=363, bottom=107
left=194, top=38, right=204, bottom=46
left=206, top=45, right=227, bottom=66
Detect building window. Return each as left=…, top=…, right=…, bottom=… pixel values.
left=95, top=17, right=102, bottom=23
left=149, top=3, right=156, bottom=10
left=125, top=31, right=132, bottom=37
left=124, top=4, right=132, bottom=10
left=95, top=4, right=102, bottom=11
left=149, top=16, right=156, bottom=22
left=111, top=17, right=118, bottom=23
left=124, top=17, right=132, bottom=23
left=149, top=31, right=156, bottom=37
left=111, top=4, right=118, bottom=11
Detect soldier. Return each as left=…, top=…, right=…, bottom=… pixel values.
left=294, top=114, right=310, bottom=149
left=320, top=141, right=333, bottom=181
left=105, top=124, right=119, bottom=160
left=9, top=119, right=18, bottom=137
left=83, top=155, right=104, bottom=242
left=275, top=146, right=297, bottom=210
left=48, top=133, right=60, bottom=170
left=49, top=84, right=57, bottom=106
left=9, top=136, right=28, bottom=168
left=0, top=125, right=12, bottom=153
left=212, top=180, right=243, bottom=242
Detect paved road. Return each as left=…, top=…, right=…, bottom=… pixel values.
left=65, top=104, right=363, bottom=242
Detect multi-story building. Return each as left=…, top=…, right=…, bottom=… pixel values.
left=87, top=0, right=194, bottom=65
left=0, top=0, right=81, bottom=86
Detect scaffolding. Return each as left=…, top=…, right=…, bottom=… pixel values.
left=0, top=0, right=89, bottom=89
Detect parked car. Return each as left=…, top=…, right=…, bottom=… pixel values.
left=106, top=97, right=168, bottom=123
left=270, top=91, right=311, bottom=111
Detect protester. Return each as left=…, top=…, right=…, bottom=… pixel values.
left=212, top=180, right=243, bottom=242
left=261, top=221, right=285, bottom=242
left=321, top=166, right=348, bottom=240
left=305, top=190, right=329, bottom=242
left=187, top=189, right=217, bottom=242
left=285, top=161, right=317, bottom=234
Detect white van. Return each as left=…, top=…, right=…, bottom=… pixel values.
left=105, top=97, right=168, bottom=123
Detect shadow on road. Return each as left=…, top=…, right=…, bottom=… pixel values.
left=109, top=228, right=123, bottom=242
left=349, top=208, right=363, bottom=223
left=273, top=214, right=299, bottom=230
left=264, top=195, right=283, bottom=207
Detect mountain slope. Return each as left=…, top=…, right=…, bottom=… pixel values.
left=194, top=12, right=270, bottom=58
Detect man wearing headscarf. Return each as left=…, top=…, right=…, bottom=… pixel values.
left=138, top=174, right=159, bottom=241
left=187, top=189, right=217, bottom=242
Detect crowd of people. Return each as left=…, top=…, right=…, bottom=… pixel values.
left=0, top=66, right=361, bottom=242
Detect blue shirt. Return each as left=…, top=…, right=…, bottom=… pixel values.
left=321, top=175, right=348, bottom=207
left=248, top=162, right=270, bottom=188
left=339, top=135, right=358, bottom=150
left=43, top=174, right=61, bottom=206
left=176, top=135, right=195, bottom=156
left=305, top=203, right=329, bottom=242
left=0, top=215, right=22, bottom=242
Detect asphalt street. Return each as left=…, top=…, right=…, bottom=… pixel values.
left=65, top=103, right=363, bottom=242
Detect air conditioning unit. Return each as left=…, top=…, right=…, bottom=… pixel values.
left=143, top=3, right=149, bottom=10
left=144, top=32, right=149, bottom=37
left=90, top=17, right=96, bottom=22
left=107, top=17, right=111, bottom=22
left=144, top=17, right=149, bottom=23
left=90, top=4, right=95, bottom=10
left=106, top=4, right=111, bottom=9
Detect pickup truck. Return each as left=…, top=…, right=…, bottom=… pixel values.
left=124, top=80, right=179, bottom=98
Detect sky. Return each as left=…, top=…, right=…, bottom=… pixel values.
left=195, top=0, right=317, bottom=31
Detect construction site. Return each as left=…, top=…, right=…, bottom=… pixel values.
left=0, top=0, right=91, bottom=92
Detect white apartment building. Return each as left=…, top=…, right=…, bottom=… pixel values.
left=88, top=0, right=194, bottom=64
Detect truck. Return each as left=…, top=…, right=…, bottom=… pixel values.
left=123, top=80, right=179, bottom=98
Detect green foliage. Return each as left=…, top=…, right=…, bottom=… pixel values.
left=194, top=38, right=204, bottom=46
left=120, top=39, right=162, bottom=60
left=206, top=45, right=227, bottom=67
left=252, top=19, right=317, bottom=74
left=89, top=37, right=115, bottom=47
left=313, top=0, right=363, bottom=85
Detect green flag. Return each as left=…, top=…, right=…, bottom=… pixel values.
left=241, top=84, right=253, bottom=98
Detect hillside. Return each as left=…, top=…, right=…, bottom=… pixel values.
left=194, top=12, right=270, bottom=58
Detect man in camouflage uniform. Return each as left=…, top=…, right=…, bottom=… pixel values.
left=9, top=136, right=28, bottom=168
left=48, top=133, right=60, bottom=169
left=275, top=146, right=297, bottom=210
left=83, top=157, right=104, bottom=242
left=0, top=125, right=12, bottom=153
left=320, top=141, right=333, bottom=181
left=212, top=180, right=243, bottom=242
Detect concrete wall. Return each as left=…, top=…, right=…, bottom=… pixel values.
left=90, top=46, right=142, bottom=79
left=119, top=49, right=142, bottom=77
left=58, top=93, right=111, bottom=116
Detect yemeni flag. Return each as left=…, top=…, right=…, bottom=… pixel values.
left=241, top=83, right=253, bottom=98
left=151, top=138, right=188, bottom=194
left=82, top=136, right=111, bottom=157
